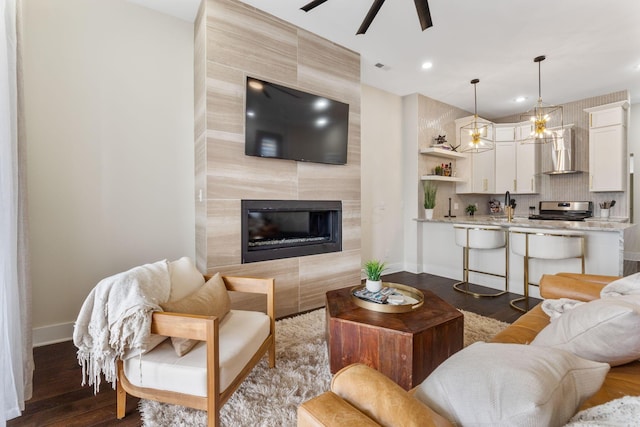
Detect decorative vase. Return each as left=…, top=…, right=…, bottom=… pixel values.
left=425, top=209, right=434, bottom=220
left=365, top=279, right=383, bottom=293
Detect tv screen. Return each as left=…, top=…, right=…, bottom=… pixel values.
left=245, top=77, right=349, bottom=165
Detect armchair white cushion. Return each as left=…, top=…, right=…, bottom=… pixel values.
left=123, top=310, right=270, bottom=395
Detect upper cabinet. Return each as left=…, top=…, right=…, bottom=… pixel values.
left=494, top=123, right=538, bottom=194
left=455, top=116, right=495, bottom=194
left=585, top=101, right=629, bottom=192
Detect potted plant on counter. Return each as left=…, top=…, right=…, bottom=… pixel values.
left=423, top=181, right=437, bottom=220
left=465, top=204, right=478, bottom=216
left=363, top=259, right=386, bottom=293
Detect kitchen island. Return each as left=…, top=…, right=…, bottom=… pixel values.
left=415, top=215, right=636, bottom=299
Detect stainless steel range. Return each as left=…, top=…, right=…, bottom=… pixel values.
left=528, top=201, right=593, bottom=221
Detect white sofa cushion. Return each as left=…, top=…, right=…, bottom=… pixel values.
left=532, top=294, right=640, bottom=366
left=414, top=342, right=609, bottom=427
left=123, top=310, right=271, bottom=396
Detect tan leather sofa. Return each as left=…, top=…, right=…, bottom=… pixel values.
left=297, top=273, right=640, bottom=427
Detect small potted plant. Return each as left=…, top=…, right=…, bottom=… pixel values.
left=363, top=259, right=386, bottom=293
left=423, top=181, right=437, bottom=220
left=465, top=204, right=478, bottom=216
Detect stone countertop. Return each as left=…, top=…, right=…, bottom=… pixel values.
left=416, top=215, right=636, bottom=232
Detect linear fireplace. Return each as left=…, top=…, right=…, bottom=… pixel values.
left=241, top=200, right=342, bottom=263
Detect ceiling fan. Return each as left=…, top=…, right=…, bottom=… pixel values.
left=301, top=0, right=433, bottom=35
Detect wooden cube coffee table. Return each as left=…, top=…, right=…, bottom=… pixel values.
left=326, top=284, right=464, bottom=390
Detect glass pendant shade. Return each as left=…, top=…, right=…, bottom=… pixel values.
left=520, top=56, right=563, bottom=144
left=460, top=79, right=494, bottom=153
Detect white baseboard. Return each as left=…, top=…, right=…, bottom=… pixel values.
left=33, top=322, right=73, bottom=347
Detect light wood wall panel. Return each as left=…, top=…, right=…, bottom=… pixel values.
left=206, top=199, right=241, bottom=266
left=206, top=0, right=297, bottom=83
left=341, top=200, right=362, bottom=252
left=297, top=31, right=361, bottom=111
left=214, top=258, right=300, bottom=318
left=299, top=249, right=361, bottom=311
left=206, top=62, right=245, bottom=134
left=206, top=137, right=298, bottom=200
left=198, top=0, right=361, bottom=315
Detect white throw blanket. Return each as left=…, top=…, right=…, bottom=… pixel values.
left=73, top=260, right=171, bottom=393
left=565, top=395, right=640, bottom=426
left=541, top=298, right=585, bottom=321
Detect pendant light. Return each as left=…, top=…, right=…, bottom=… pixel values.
left=520, top=55, right=563, bottom=144
left=460, top=79, right=494, bottom=153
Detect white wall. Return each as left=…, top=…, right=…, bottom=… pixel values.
left=22, top=0, right=195, bottom=345
left=360, top=85, right=404, bottom=272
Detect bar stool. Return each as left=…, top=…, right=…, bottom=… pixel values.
left=509, top=227, right=585, bottom=312
left=453, top=224, right=509, bottom=297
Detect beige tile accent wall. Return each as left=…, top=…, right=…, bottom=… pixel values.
left=195, top=0, right=361, bottom=317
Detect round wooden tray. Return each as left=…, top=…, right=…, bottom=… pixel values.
left=351, top=282, right=424, bottom=313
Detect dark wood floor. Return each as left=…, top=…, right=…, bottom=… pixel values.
left=8, top=272, right=538, bottom=426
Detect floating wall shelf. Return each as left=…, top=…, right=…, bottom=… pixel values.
left=419, top=147, right=467, bottom=159
left=421, top=175, right=465, bottom=183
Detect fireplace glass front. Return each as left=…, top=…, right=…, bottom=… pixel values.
left=241, top=200, right=342, bottom=263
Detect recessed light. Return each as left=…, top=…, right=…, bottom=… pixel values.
left=515, top=96, right=527, bottom=103
left=421, top=61, right=433, bottom=70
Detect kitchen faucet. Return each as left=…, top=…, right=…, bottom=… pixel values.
left=505, top=191, right=513, bottom=223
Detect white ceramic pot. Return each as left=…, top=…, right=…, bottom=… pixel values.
left=365, top=279, right=383, bottom=293
left=425, top=209, right=434, bottom=220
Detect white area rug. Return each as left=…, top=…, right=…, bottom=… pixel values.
left=138, top=308, right=508, bottom=426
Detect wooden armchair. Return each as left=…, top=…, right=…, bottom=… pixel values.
left=116, top=275, right=276, bottom=427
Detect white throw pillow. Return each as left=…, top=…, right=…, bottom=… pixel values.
left=600, top=273, right=640, bottom=298
left=414, top=342, right=609, bottom=427
left=532, top=295, right=640, bottom=366
left=168, top=256, right=205, bottom=302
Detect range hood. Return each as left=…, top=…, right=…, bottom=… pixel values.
left=545, top=125, right=581, bottom=175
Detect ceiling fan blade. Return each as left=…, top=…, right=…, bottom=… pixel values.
left=356, top=0, right=386, bottom=35
left=414, top=0, right=433, bottom=30
left=300, top=0, right=329, bottom=12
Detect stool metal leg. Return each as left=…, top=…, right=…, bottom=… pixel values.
left=510, top=233, right=530, bottom=312
left=453, top=228, right=508, bottom=298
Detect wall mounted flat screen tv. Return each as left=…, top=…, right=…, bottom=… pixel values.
left=245, top=77, right=349, bottom=165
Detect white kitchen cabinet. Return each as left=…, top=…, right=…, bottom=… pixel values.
left=493, top=123, right=537, bottom=194
left=494, top=125, right=515, bottom=142
left=455, top=116, right=495, bottom=194
left=516, top=142, right=537, bottom=193
left=495, top=141, right=516, bottom=193
left=585, top=101, right=629, bottom=192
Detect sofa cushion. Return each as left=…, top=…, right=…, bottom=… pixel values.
left=161, top=272, right=231, bottom=356
left=531, top=295, right=640, bottom=366
left=600, top=273, right=640, bottom=298
left=168, top=256, right=205, bottom=302
left=414, top=342, right=609, bottom=427
left=123, top=310, right=270, bottom=396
